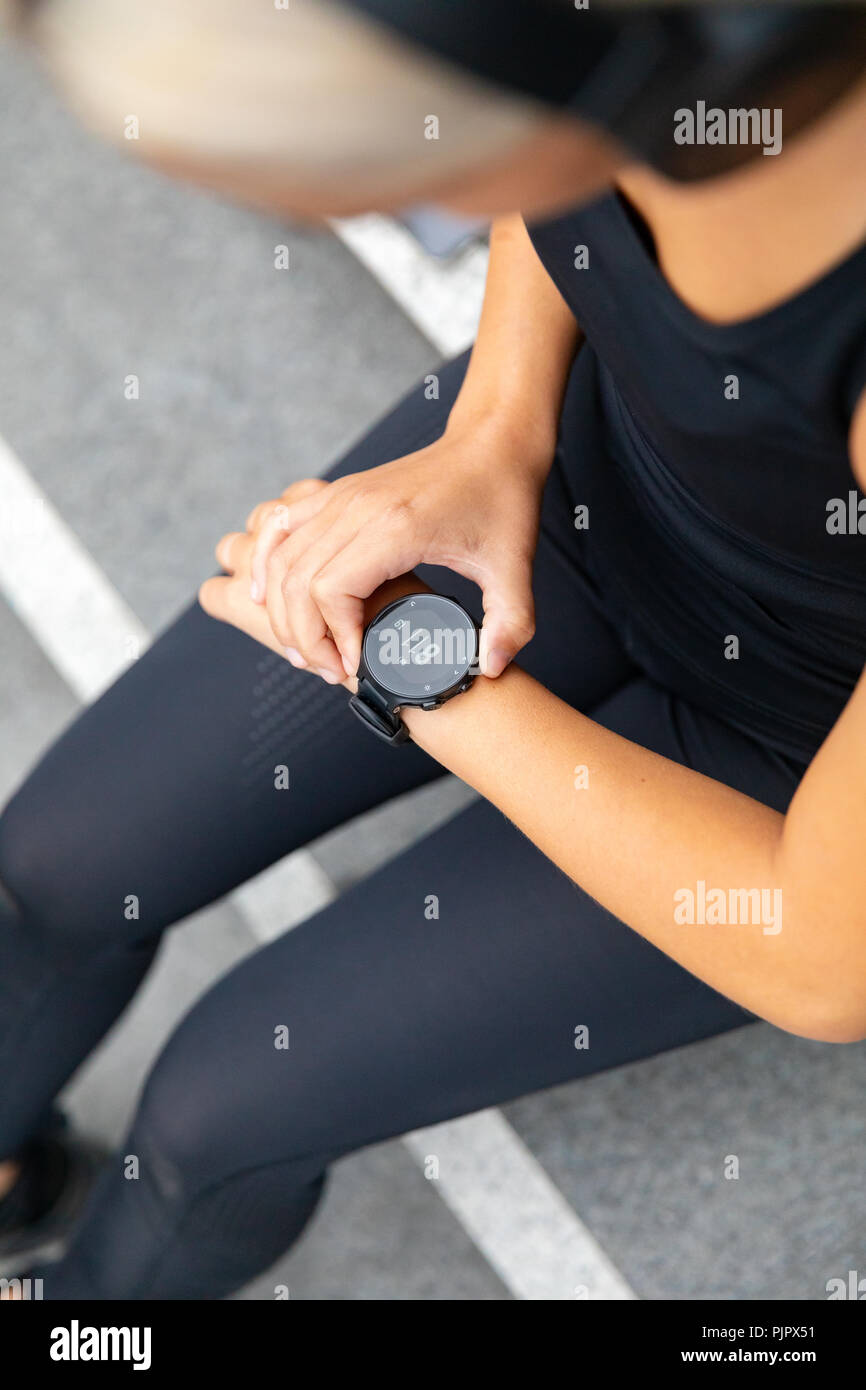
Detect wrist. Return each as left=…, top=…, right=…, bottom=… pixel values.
left=444, top=396, right=557, bottom=478
left=399, top=660, right=521, bottom=756
left=348, top=584, right=479, bottom=747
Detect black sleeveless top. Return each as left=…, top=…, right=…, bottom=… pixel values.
left=527, top=192, right=866, bottom=765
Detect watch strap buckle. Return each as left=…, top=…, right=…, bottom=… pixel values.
left=348, top=692, right=411, bottom=745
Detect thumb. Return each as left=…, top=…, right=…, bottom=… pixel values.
left=478, top=556, right=536, bottom=678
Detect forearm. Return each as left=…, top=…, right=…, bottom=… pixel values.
left=398, top=657, right=864, bottom=1043
left=214, top=545, right=865, bottom=1043
left=447, top=214, right=582, bottom=464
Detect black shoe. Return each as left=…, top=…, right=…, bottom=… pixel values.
left=0, top=1125, right=108, bottom=1277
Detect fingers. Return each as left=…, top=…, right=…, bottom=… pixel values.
left=205, top=480, right=367, bottom=685
left=250, top=507, right=293, bottom=601
left=281, top=477, right=330, bottom=506
left=305, top=533, right=414, bottom=677
left=477, top=551, right=537, bottom=678
left=312, top=578, right=366, bottom=679
left=198, top=569, right=354, bottom=695
left=265, top=518, right=361, bottom=681
left=232, top=472, right=433, bottom=683
left=272, top=502, right=418, bottom=678
left=245, top=477, right=328, bottom=534
left=198, top=574, right=284, bottom=656
left=245, top=497, right=282, bottom=535
left=249, top=484, right=332, bottom=603
left=214, top=530, right=248, bottom=574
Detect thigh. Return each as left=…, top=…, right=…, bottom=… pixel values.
left=0, top=598, right=440, bottom=941
left=133, top=675, right=800, bottom=1190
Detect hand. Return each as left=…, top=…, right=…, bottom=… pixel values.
left=247, top=413, right=549, bottom=684
left=200, top=483, right=430, bottom=686
left=199, top=515, right=329, bottom=669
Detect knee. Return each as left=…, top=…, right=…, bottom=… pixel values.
left=0, top=783, right=51, bottom=923
left=128, top=1003, right=326, bottom=1202
left=129, top=1022, right=213, bottom=1184
left=129, top=1021, right=269, bottom=1197
left=0, top=776, right=135, bottom=942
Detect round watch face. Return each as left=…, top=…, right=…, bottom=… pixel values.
left=363, top=594, right=478, bottom=700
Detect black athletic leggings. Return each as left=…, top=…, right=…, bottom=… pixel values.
left=0, top=352, right=802, bottom=1298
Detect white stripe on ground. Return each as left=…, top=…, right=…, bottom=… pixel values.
left=0, top=215, right=636, bottom=1300
left=332, top=214, right=488, bottom=357
left=334, top=214, right=637, bottom=1301
left=404, top=1112, right=634, bottom=1301
left=0, top=434, right=148, bottom=704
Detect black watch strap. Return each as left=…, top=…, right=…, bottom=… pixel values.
left=348, top=678, right=411, bottom=746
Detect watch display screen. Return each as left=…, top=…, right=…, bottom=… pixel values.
left=363, top=594, right=478, bottom=699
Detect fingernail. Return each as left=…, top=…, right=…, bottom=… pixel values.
left=315, top=667, right=342, bottom=685
left=483, top=648, right=510, bottom=679
left=284, top=647, right=308, bottom=668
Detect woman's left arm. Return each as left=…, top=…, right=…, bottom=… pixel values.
left=399, top=653, right=861, bottom=1044
left=206, top=398, right=866, bottom=1043
left=401, top=391, right=866, bottom=1045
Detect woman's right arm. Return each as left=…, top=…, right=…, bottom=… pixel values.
left=446, top=212, right=583, bottom=467
left=246, top=212, right=584, bottom=683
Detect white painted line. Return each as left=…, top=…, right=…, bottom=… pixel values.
left=0, top=434, right=147, bottom=704
left=404, top=1110, right=635, bottom=1301
left=332, top=213, right=487, bottom=358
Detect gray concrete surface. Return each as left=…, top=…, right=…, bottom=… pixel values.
left=506, top=1026, right=866, bottom=1301
left=1, top=38, right=864, bottom=1301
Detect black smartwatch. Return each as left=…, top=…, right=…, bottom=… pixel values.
left=348, top=592, right=479, bottom=745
